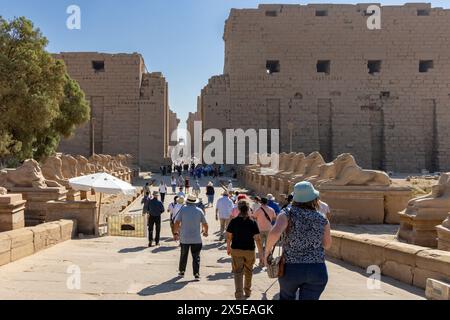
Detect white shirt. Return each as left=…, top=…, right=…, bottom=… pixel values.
left=159, top=184, right=167, bottom=193
left=216, top=196, right=234, bottom=219
left=169, top=203, right=183, bottom=220
left=227, top=183, right=233, bottom=191
left=252, top=202, right=261, bottom=213
left=171, top=178, right=177, bottom=185
left=177, top=191, right=185, bottom=198
left=168, top=202, right=176, bottom=215
left=318, top=201, right=330, bottom=219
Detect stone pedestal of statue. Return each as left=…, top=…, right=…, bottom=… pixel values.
left=318, top=185, right=412, bottom=225
left=384, top=188, right=414, bottom=224
left=319, top=186, right=385, bottom=224
left=66, top=189, right=81, bottom=201
left=80, top=190, right=96, bottom=201
left=9, top=187, right=67, bottom=226
left=398, top=173, right=450, bottom=248
left=45, top=200, right=98, bottom=235
left=0, top=194, right=26, bottom=232
left=437, top=214, right=450, bottom=251
left=398, top=207, right=448, bottom=248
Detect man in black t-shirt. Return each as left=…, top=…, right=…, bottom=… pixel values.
left=226, top=200, right=263, bottom=300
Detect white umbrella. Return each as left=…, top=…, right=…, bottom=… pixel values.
left=69, top=172, right=136, bottom=235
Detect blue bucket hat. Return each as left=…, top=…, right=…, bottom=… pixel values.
left=293, top=181, right=320, bottom=203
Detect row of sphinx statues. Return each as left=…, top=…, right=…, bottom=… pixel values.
left=243, top=151, right=450, bottom=250
left=0, top=154, right=134, bottom=192
left=243, top=151, right=391, bottom=198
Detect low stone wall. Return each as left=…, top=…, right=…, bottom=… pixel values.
left=327, top=230, right=450, bottom=289
left=0, top=219, right=76, bottom=267
left=45, top=201, right=97, bottom=235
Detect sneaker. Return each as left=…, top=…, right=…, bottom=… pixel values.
left=148, top=242, right=153, bottom=247
left=178, top=271, right=185, bottom=277
left=194, top=274, right=200, bottom=280
left=155, top=243, right=160, bottom=247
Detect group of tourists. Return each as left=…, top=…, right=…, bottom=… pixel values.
left=169, top=160, right=239, bottom=180
left=141, top=175, right=332, bottom=301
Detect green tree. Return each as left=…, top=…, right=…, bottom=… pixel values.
left=0, top=16, right=89, bottom=162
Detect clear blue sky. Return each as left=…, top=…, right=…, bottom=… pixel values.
left=1, top=0, right=448, bottom=128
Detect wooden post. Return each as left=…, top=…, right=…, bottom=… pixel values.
left=96, top=192, right=102, bottom=236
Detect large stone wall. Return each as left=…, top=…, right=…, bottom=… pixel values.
left=200, top=3, right=450, bottom=173
left=169, top=109, right=180, bottom=144
left=186, top=98, right=202, bottom=157
left=54, top=52, right=172, bottom=170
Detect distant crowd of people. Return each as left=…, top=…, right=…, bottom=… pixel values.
left=141, top=173, right=332, bottom=301
left=160, top=162, right=237, bottom=180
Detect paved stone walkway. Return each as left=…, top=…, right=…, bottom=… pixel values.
left=0, top=174, right=425, bottom=300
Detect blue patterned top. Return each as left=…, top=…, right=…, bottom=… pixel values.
left=282, top=206, right=328, bottom=264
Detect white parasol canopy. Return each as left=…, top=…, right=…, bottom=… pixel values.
left=68, top=173, right=136, bottom=235
left=69, top=172, right=135, bottom=195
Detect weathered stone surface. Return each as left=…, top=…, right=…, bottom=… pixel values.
left=246, top=152, right=412, bottom=224
left=0, top=233, right=11, bottom=254
left=384, top=190, right=413, bottom=224
left=55, top=53, right=175, bottom=170
left=31, top=223, right=62, bottom=252
left=45, top=201, right=97, bottom=235
left=415, top=250, right=450, bottom=276
left=329, top=227, right=450, bottom=290
left=398, top=173, right=450, bottom=247
left=325, top=231, right=344, bottom=260
left=339, top=236, right=385, bottom=269
left=40, top=155, right=68, bottom=187
left=9, top=228, right=34, bottom=261
left=382, top=261, right=414, bottom=285
left=0, top=233, right=11, bottom=266
left=437, top=213, right=450, bottom=251
left=58, top=219, right=77, bottom=241
left=319, top=187, right=385, bottom=224
left=10, top=242, right=34, bottom=262
left=0, top=159, right=63, bottom=190
left=8, top=229, right=34, bottom=249
left=0, top=194, right=26, bottom=232
left=200, top=3, right=450, bottom=173
left=9, top=187, right=67, bottom=226
left=383, top=241, right=423, bottom=267
left=426, top=278, right=450, bottom=300
left=314, top=153, right=390, bottom=187
left=413, top=268, right=447, bottom=289
left=0, top=219, right=76, bottom=267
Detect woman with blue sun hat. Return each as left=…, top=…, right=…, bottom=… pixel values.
left=264, top=181, right=332, bottom=300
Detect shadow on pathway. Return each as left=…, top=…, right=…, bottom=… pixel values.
left=152, top=246, right=178, bottom=254
left=217, top=257, right=232, bottom=264
left=138, top=276, right=196, bottom=296
left=118, top=246, right=147, bottom=253
left=203, top=243, right=224, bottom=251
left=206, top=272, right=233, bottom=281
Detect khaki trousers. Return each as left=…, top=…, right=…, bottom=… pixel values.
left=219, top=218, right=230, bottom=235
left=231, top=249, right=256, bottom=299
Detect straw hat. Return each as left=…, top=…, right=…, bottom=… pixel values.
left=177, top=196, right=185, bottom=204
left=186, top=194, right=200, bottom=204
